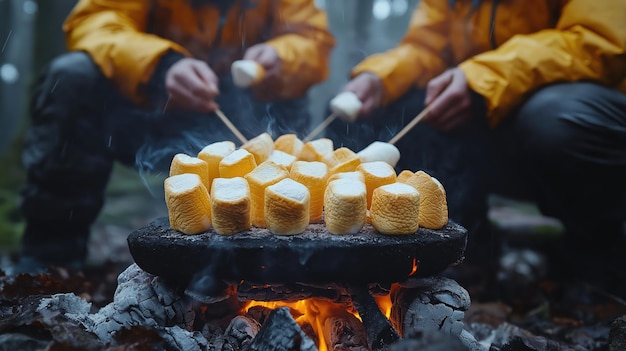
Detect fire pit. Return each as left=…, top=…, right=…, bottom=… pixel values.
left=125, top=217, right=470, bottom=350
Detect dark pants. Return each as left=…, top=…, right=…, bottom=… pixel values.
left=327, top=82, right=626, bottom=264
left=19, top=51, right=311, bottom=264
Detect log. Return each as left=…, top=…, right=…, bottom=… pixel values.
left=349, top=285, right=400, bottom=350
left=322, top=305, right=370, bottom=351
left=237, top=281, right=353, bottom=304
left=223, top=315, right=260, bottom=350
left=390, top=277, right=477, bottom=350
left=246, top=305, right=321, bottom=349
left=249, top=307, right=317, bottom=351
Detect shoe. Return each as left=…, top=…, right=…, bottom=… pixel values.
left=16, top=222, right=89, bottom=274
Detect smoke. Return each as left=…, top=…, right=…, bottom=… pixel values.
left=133, top=76, right=312, bottom=198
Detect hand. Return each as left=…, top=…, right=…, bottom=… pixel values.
left=423, top=68, right=475, bottom=131
left=341, top=72, right=383, bottom=120
left=243, top=44, right=281, bottom=100
left=165, top=58, right=220, bottom=112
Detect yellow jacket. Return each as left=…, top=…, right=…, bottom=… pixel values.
left=352, top=0, right=626, bottom=127
left=63, top=0, right=335, bottom=106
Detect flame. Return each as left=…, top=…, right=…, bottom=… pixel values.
left=244, top=299, right=364, bottom=351
left=409, top=257, right=418, bottom=276
left=374, top=294, right=392, bottom=319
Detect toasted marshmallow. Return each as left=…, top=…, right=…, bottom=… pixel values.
left=165, top=173, right=212, bottom=235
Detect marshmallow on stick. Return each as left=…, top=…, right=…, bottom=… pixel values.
left=357, top=141, right=401, bottom=168
left=330, top=91, right=363, bottom=122
left=231, top=60, right=265, bottom=88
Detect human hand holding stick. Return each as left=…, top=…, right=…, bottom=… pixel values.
left=303, top=92, right=362, bottom=142
left=387, top=67, right=472, bottom=144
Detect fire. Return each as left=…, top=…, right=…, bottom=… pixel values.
left=374, top=294, right=392, bottom=319
left=410, top=257, right=418, bottom=276
left=244, top=298, right=363, bottom=351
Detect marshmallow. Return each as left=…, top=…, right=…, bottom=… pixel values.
left=330, top=91, right=363, bottom=122
left=231, top=60, right=265, bottom=87
left=357, top=141, right=401, bottom=168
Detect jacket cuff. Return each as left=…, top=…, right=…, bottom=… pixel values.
left=146, top=50, right=187, bottom=107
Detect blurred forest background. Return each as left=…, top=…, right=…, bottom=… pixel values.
left=0, top=0, right=421, bottom=264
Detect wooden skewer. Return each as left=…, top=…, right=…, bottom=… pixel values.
left=302, top=112, right=338, bottom=143
left=388, top=105, right=431, bottom=145
left=215, top=109, right=248, bottom=144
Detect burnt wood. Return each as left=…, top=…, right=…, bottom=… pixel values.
left=322, top=305, right=370, bottom=351
left=249, top=307, right=317, bottom=351
left=127, top=217, right=467, bottom=287
left=350, top=285, right=400, bottom=350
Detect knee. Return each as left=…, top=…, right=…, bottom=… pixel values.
left=38, top=52, right=101, bottom=97
left=514, top=84, right=583, bottom=160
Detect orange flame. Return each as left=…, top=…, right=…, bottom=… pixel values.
left=409, top=257, right=418, bottom=276
left=244, top=299, right=366, bottom=351
left=374, top=294, right=392, bottom=319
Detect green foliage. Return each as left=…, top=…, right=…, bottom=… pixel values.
left=0, top=133, right=26, bottom=252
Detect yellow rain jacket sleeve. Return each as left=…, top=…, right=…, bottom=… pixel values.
left=351, top=0, right=451, bottom=107
left=265, top=0, right=335, bottom=99
left=352, top=0, right=626, bottom=127
left=460, top=0, right=626, bottom=127
left=63, top=0, right=334, bottom=106
left=63, top=0, right=191, bottom=105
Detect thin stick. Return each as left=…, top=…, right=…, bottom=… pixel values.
left=215, top=109, right=248, bottom=144
left=303, top=112, right=337, bottom=143
left=388, top=106, right=431, bottom=145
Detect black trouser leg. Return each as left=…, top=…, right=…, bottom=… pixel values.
left=19, top=52, right=130, bottom=266
left=18, top=52, right=314, bottom=269
left=510, top=82, right=626, bottom=285
left=513, top=82, right=626, bottom=239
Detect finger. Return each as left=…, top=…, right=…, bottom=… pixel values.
left=190, top=61, right=219, bottom=95
left=207, top=101, right=220, bottom=112
left=242, top=45, right=263, bottom=61
left=169, top=87, right=213, bottom=112
left=423, top=87, right=461, bottom=126
left=440, top=107, right=472, bottom=132
left=360, top=96, right=378, bottom=117
left=254, top=47, right=276, bottom=66
left=437, top=96, right=471, bottom=131
left=425, top=70, right=453, bottom=106
left=428, top=69, right=469, bottom=117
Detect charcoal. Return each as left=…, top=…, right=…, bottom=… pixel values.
left=223, top=315, right=260, bottom=349
left=86, top=263, right=196, bottom=343
left=389, top=336, right=470, bottom=351
left=610, top=315, right=626, bottom=351
left=390, top=277, right=471, bottom=348
left=151, top=326, right=210, bottom=351
left=499, top=336, right=568, bottom=351
left=249, top=307, right=317, bottom=351
left=350, top=285, right=399, bottom=350
left=322, top=306, right=370, bottom=351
